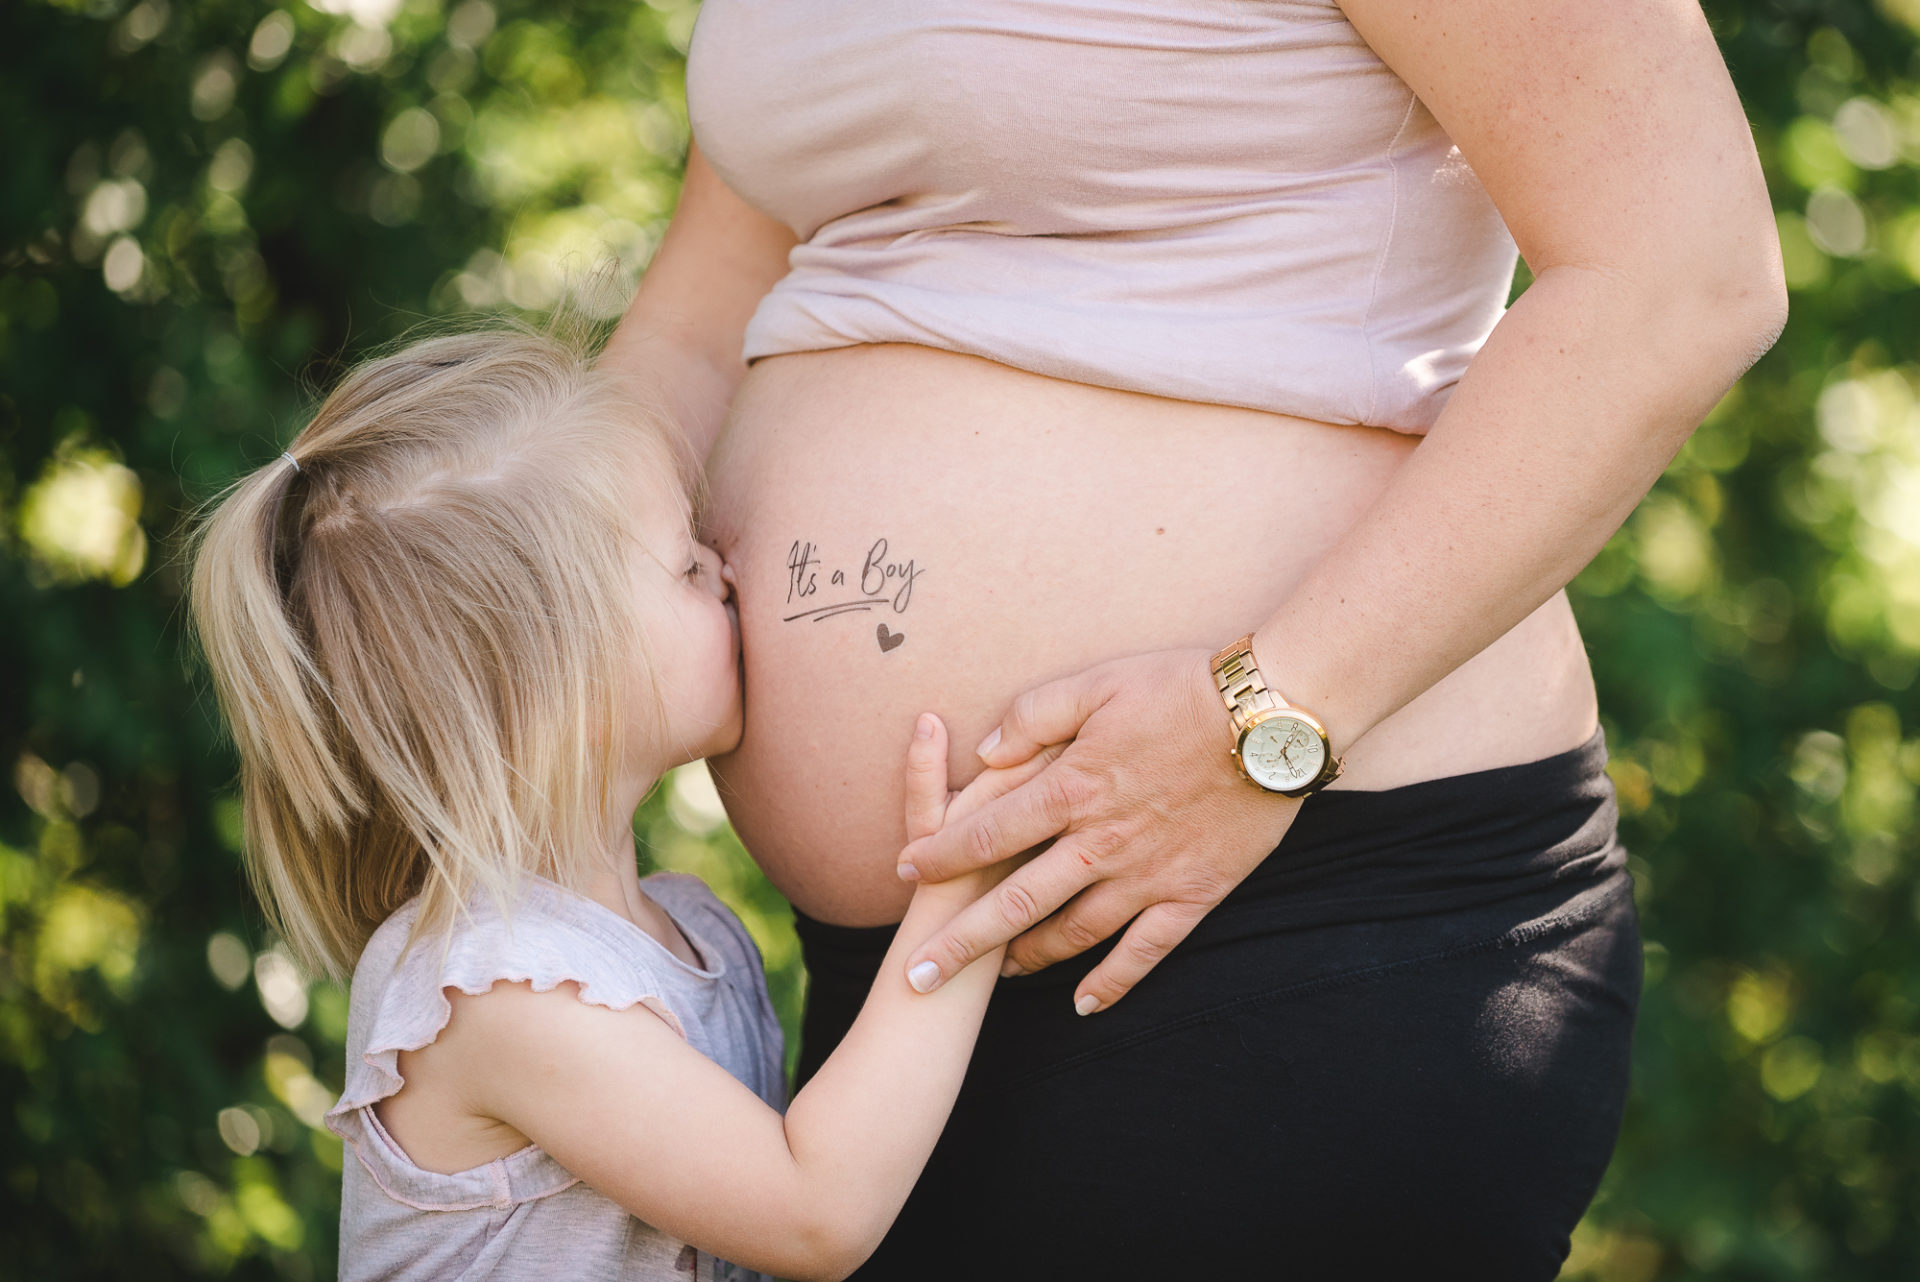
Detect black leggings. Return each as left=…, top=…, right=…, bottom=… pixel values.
left=795, top=730, right=1642, bottom=1280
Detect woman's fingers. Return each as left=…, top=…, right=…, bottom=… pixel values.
left=1001, top=881, right=1140, bottom=977
left=902, top=714, right=951, bottom=843
left=1071, top=899, right=1211, bottom=1015
left=904, top=847, right=1097, bottom=993
left=975, top=664, right=1119, bottom=768
left=942, top=743, right=1066, bottom=829
left=897, top=761, right=1085, bottom=883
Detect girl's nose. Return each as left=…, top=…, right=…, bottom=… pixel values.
left=719, top=559, right=738, bottom=602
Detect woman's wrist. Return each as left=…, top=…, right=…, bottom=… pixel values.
left=1247, top=616, right=1372, bottom=762
left=1179, top=645, right=1241, bottom=779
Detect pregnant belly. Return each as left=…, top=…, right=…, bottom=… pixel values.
left=703, top=344, right=1597, bottom=926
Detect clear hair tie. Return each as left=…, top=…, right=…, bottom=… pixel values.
left=280, top=451, right=301, bottom=474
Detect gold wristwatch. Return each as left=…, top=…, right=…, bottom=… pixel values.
left=1209, top=634, right=1344, bottom=798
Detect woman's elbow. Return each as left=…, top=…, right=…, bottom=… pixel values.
left=1614, top=240, right=1788, bottom=419
left=1677, top=212, right=1791, bottom=379
left=1705, top=246, right=1789, bottom=373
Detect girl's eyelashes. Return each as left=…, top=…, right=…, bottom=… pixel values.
left=685, top=556, right=702, bottom=580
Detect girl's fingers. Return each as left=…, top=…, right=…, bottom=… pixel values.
left=903, top=847, right=1096, bottom=993
left=1070, top=900, right=1211, bottom=1015
left=902, top=714, right=951, bottom=842
left=975, top=665, right=1118, bottom=767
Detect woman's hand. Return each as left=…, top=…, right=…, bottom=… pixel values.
left=896, top=649, right=1305, bottom=1014
left=898, top=712, right=1064, bottom=904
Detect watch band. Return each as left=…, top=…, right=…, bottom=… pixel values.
left=1209, top=634, right=1346, bottom=795
left=1211, top=634, right=1281, bottom=735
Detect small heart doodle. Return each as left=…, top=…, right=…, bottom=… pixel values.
left=876, top=623, right=905, bottom=653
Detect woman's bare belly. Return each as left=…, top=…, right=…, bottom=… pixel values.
left=704, top=344, right=1598, bottom=926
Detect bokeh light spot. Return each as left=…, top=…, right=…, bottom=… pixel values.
left=1728, top=968, right=1792, bottom=1045
left=310, top=0, right=403, bottom=29
left=668, top=761, right=729, bottom=834
left=82, top=179, right=147, bottom=236
left=215, top=1106, right=260, bottom=1156
left=253, top=947, right=309, bottom=1030
left=17, top=448, right=148, bottom=586
left=380, top=108, right=441, bottom=174
left=1806, top=187, right=1868, bottom=257
left=207, top=932, right=252, bottom=991
left=1633, top=495, right=1716, bottom=602
left=190, top=51, right=239, bottom=122
left=102, top=237, right=146, bottom=294
left=247, top=10, right=295, bottom=71
left=446, top=0, right=496, bottom=51
left=207, top=139, right=254, bottom=194
left=114, top=0, right=170, bottom=51
left=1761, top=1036, right=1825, bottom=1101
left=1833, top=97, right=1898, bottom=169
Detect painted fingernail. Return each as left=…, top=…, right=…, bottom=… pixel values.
left=914, top=714, right=934, bottom=740
left=908, top=961, right=942, bottom=994
left=1000, top=958, right=1026, bottom=978
left=1074, top=994, right=1102, bottom=1017
left=897, top=862, right=921, bottom=882
left=976, top=727, right=1002, bottom=760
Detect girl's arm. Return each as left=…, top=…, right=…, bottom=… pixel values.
left=426, top=716, right=1041, bottom=1282
left=597, top=139, right=798, bottom=462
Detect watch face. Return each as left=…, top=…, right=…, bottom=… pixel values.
left=1242, top=716, right=1327, bottom=793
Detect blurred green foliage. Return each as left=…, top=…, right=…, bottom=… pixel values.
left=0, top=0, right=1916, bottom=1276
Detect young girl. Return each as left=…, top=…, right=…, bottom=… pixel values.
left=188, top=327, right=1042, bottom=1281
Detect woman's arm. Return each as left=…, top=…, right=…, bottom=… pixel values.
left=891, top=0, right=1788, bottom=1011
left=597, top=139, right=798, bottom=462
left=419, top=719, right=1045, bottom=1282
left=1258, top=0, right=1788, bottom=745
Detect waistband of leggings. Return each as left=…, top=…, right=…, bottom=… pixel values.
left=1261, top=724, right=1613, bottom=878
left=793, top=725, right=1619, bottom=962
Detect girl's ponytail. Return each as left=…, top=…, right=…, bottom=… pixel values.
left=188, top=452, right=365, bottom=979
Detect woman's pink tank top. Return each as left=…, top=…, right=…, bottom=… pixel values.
left=685, top=0, right=1519, bottom=434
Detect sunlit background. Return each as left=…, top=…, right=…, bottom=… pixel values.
left=3, top=0, right=1918, bottom=1277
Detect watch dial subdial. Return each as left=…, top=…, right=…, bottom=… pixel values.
left=1243, top=717, right=1325, bottom=791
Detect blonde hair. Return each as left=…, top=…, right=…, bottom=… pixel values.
left=188, top=326, right=692, bottom=982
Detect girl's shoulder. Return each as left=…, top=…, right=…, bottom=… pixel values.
left=328, top=871, right=782, bottom=1149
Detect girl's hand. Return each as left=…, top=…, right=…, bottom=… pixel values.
left=896, top=650, right=1305, bottom=1013
left=899, top=712, right=1062, bottom=906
